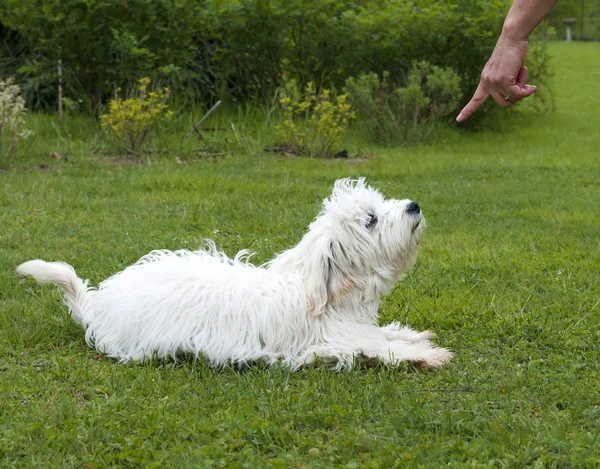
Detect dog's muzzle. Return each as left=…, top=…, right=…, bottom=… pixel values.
left=406, top=201, right=423, bottom=233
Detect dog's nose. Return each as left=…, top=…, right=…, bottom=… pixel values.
left=406, top=201, right=420, bottom=214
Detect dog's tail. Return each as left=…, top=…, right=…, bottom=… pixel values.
left=17, top=260, right=93, bottom=327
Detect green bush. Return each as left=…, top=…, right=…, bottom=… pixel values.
left=345, top=62, right=462, bottom=143
left=2, top=0, right=207, bottom=111
left=0, top=24, right=27, bottom=80
left=0, top=0, right=553, bottom=119
left=520, top=25, right=555, bottom=114
left=276, top=79, right=355, bottom=158
left=203, top=0, right=515, bottom=104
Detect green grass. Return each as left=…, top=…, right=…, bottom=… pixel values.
left=1, top=41, right=599, bottom=468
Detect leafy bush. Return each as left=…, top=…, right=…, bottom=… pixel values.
left=2, top=0, right=207, bottom=111
left=0, top=24, right=28, bottom=80
left=276, top=79, right=355, bottom=158
left=0, top=77, right=32, bottom=157
left=1, top=0, right=553, bottom=120
left=345, top=62, right=462, bottom=143
left=201, top=0, right=510, bottom=104
left=100, top=78, right=172, bottom=154
left=518, top=25, right=555, bottom=114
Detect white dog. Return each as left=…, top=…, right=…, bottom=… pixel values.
left=17, top=178, right=452, bottom=370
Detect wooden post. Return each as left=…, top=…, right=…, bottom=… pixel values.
left=58, top=59, right=64, bottom=118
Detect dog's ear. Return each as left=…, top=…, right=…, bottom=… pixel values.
left=304, top=235, right=331, bottom=317
left=304, top=236, right=356, bottom=317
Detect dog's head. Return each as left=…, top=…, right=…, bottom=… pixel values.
left=302, top=178, right=424, bottom=316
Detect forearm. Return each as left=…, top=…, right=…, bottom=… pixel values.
left=502, top=0, right=559, bottom=41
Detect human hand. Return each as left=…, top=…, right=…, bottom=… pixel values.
left=456, top=34, right=537, bottom=123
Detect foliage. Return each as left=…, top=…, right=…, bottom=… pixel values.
left=0, top=77, right=32, bottom=157
left=345, top=62, right=462, bottom=143
left=519, top=24, right=556, bottom=114
left=0, top=0, right=553, bottom=121
left=0, top=23, right=28, bottom=79
left=100, top=77, right=172, bottom=154
left=1, top=0, right=207, bottom=111
left=276, top=79, right=355, bottom=158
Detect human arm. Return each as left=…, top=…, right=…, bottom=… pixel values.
left=456, top=0, right=559, bottom=123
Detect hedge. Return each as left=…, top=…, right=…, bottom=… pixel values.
left=0, top=0, right=551, bottom=114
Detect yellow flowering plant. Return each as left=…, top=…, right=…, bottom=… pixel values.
left=276, top=79, right=355, bottom=159
left=101, top=77, right=173, bottom=154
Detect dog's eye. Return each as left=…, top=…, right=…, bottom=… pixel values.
left=366, top=211, right=378, bottom=231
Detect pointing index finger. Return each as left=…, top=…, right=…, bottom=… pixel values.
left=456, top=83, right=490, bottom=123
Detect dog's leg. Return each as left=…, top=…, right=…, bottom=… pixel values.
left=373, top=340, right=453, bottom=368
left=293, top=345, right=357, bottom=370
left=297, top=330, right=453, bottom=370
left=380, top=321, right=437, bottom=343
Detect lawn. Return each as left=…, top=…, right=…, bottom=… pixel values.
left=1, top=42, right=599, bottom=468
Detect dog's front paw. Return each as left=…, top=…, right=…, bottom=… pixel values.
left=381, top=325, right=437, bottom=343
left=417, top=347, right=454, bottom=369
left=411, top=330, right=437, bottom=343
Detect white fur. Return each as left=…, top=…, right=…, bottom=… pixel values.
left=17, top=178, right=452, bottom=370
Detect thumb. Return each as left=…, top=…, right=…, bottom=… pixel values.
left=510, top=65, right=537, bottom=99
left=508, top=83, right=537, bottom=101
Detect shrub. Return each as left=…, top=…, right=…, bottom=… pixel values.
left=100, top=77, right=172, bottom=154
left=2, top=0, right=553, bottom=121
left=276, top=79, right=355, bottom=158
left=345, top=62, right=462, bottom=143
left=2, top=0, right=207, bottom=111
left=518, top=25, right=555, bottom=114
left=0, top=77, right=32, bottom=157
left=0, top=24, right=28, bottom=80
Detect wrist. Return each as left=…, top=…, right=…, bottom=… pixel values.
left=502, top=17, right=531, bottom=42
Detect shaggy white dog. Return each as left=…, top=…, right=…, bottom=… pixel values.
left=17, top=178, right=452, bottom=370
